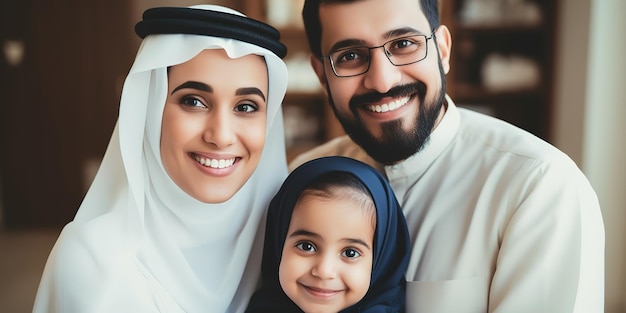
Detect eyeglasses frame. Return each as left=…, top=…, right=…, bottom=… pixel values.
left=321, top=30, right=437, bottom=78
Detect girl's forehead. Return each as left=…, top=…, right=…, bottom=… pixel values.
left=291, top=191, right=376, bottom=233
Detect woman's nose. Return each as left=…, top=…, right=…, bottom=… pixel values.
left=202, top=111, right=236, bottom=148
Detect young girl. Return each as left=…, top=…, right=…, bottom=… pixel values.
left=247, top=156, right=411, bottom=312
left=33, top=5, right=288, bottom=313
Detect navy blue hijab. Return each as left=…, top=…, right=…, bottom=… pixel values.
left=246, top=156, right=410, bottom=312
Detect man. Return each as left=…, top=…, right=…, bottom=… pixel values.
left=290, top=0, right=605, bottom=311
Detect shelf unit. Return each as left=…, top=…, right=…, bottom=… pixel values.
left=442, top=0, right=557, bottom=141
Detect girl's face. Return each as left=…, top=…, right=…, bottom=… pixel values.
left=161, top=49, right=268, bottom=203
left=279, top=191, right=375, bottom=313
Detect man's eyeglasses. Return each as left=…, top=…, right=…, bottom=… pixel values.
left=322, top=31, right=436, bottom=78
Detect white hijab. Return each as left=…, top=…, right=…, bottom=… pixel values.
left=33, top=5, right=288, bottom=313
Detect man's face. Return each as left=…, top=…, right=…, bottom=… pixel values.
left=311, top=0, right=452, bottom=164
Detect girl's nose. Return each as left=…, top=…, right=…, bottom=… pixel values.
left=311, top=254, right=338, bottom=279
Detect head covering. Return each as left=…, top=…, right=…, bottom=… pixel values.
left=246, top=156, right=410, bottom=312
left=33, top=5, right=288, bottom=313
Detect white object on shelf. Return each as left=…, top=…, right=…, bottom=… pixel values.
left=266, top=0, right=304, bottom=28
left=285, top=52, right=322, bottom=93
left=481, top=53, right=540, bottom=92
left=3, top=40, right=25, bottom=66
left=459, top=0, right=542, bottom=26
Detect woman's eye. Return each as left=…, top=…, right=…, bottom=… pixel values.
left=180, top=96, right=206, bottom=108
left=342, top=248, right=361, bottom=259
left=295, top=241, right=316, bottom=252
left=235, top=102, right=258, bottom=113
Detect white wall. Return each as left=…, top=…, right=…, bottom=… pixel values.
left=584, top=0, right=626, bottom=311
left=553, top=0, right=626, bottom=312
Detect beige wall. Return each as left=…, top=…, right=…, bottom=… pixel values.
left=553, top=0, right=626, bottom=312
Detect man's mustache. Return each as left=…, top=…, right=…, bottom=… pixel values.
left=349, top=81, right=427, bottom=110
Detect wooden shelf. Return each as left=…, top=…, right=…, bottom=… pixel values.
left=454, top=23, right=546, bottom=34
left=444, top=0, right=557, bottom=141
left=449, top=83, right=543, bottom=103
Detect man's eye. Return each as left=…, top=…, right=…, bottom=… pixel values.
left=338, top=51, right=359, bottom=62
left=387, top=37, right=423, bottom=55
left=342, top=248, right=361, bottom=259
left=295, top=241, right=316, bottom=252
left=335, top=49, right=366, bottom=64
left=393, top=39, right=415, bottom=49
left=235, top=103, right=258, bottom=113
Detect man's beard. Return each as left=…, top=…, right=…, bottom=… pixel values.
left=327, top=68, right=447, bottom=165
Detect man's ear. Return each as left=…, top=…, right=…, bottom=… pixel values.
left=435, top=25, right=452, bottom=74
left=310, top=53, right=328, bottom=94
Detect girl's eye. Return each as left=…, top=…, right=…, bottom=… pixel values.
left=295, top=241, right=316, bottom=252
left=235, top=102, right=258, bottom=113
left=342, top=248, right=361, bottom=259
left=180, top=96, right=206, bottom=108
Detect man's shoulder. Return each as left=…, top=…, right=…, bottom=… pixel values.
left=457, top=108, right=575, bottom=167
left=288, top=135, right=375, bottom=171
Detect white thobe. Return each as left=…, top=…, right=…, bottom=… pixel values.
left=289, top=96, right=604, bottom=312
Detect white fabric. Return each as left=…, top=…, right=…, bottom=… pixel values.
left=33, top=5, right=288, bottom=313
left=290, top=96, right=605, bottom=312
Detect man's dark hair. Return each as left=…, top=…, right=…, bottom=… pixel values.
left=302, top=0, right=440, bottom=57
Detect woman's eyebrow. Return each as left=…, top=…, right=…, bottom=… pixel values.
left=170, top=82, right=265, bottom=102
left=236, top=87, right=266, bottom=102
left=171, top=81, right=212, bottom=95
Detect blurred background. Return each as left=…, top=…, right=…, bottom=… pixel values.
left=0, top=0, right=624, bottom=312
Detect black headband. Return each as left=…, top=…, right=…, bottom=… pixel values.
left=135, top=7, right=287, bottom=59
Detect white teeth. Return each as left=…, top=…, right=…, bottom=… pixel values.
left=193, top=155, right=236, bottom=169
left=368, top=97, right=410, bottom=113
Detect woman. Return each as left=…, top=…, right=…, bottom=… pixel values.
left=32, top=5, right=288, bottom=313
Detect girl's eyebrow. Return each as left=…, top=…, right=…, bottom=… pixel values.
left=343, top=238, right=371, bottom=250
left=171, top=82, right=266, bottom=102
left=288, top=229, right=320, bottom=239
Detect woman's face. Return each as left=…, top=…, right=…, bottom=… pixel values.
left=161, top=49, right=269, bottom=203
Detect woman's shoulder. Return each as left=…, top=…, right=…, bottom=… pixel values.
left=49, top=214, right=130, bottom=275
left=34, top=216, right=140, bottom=312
